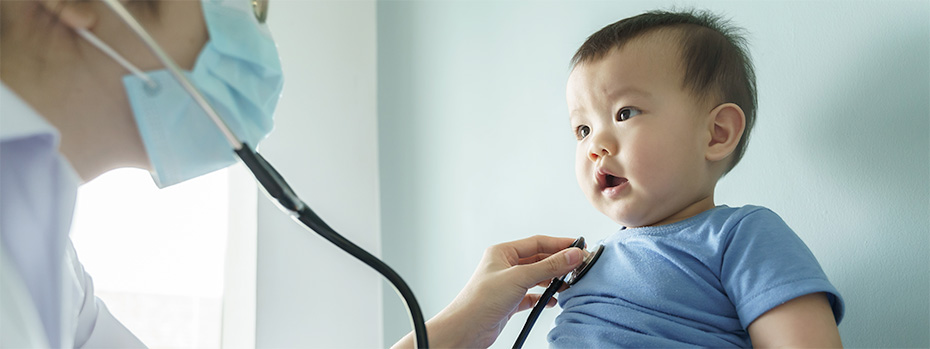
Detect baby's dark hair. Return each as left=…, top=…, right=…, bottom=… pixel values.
left=571, top=10, right=757, bottom=175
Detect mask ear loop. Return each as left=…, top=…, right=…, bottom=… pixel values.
left=74, top=28, right=158, bottom=90
left=97, top=0, right=242, bottom=150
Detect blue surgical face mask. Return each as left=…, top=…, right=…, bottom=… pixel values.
left=77, top=0, right=283, bottom=188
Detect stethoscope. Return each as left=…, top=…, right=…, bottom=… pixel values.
left=102, top=0, right=603, bottom=347
left=512, top=236, right=604, bottom=349
left=101, top=0, right=432, bottom=346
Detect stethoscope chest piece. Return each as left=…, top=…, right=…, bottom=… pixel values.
left=565, top=242, right=604, bottom=286
left=512, top=236, right=605, bottom=349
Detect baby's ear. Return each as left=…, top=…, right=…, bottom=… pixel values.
left=705, top=103, right=746, bottom=163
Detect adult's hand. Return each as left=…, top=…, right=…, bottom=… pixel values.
left=392, top=235, right=585, bottom=348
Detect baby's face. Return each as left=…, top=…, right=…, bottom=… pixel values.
left=567, top=33, right=716, bottom=227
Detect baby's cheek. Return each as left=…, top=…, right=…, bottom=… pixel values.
left=635, top=136, right=680, bottom=168
left=624, top=144, right=657, bottom=178
left=626, top=144, right=677, bottom=200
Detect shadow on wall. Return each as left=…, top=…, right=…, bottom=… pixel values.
left=798, top=13, right=930, bottom=347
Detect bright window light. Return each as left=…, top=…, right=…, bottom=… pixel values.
left=71, top=168, right=229, bottom=348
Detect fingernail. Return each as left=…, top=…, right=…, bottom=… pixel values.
left=565, top=248, right=582, bottom=265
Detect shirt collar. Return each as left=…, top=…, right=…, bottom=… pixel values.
left=0, top=83, right=60, bottom=144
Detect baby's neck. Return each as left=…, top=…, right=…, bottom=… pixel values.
left=641, top=195, right=716, bottom=228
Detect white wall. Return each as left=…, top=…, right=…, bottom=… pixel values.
left=257, top=1, right=381, bottom=347
left=378, top=1, right=929, bottom=348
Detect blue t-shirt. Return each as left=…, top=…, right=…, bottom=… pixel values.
left=548, top=205, right=844, bottom=347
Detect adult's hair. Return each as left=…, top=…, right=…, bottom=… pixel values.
left=571, top=10, right=757, bottom=175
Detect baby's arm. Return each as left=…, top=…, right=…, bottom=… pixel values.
left=747, top=292, right=841, bottom=347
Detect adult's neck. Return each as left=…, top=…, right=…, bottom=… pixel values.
left=0, top=1, right=151, bottom=183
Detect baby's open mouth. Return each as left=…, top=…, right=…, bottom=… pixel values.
left=596, top=168, right=628, bottom=190
left=604, top=174, right=627, bottom=188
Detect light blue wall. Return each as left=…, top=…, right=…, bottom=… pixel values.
left=378, top=1, right=929, bottom=347
left=258, top=1, right=381, bottom=347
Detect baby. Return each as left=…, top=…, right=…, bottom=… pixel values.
left=548, top=10, right=844, bottom=347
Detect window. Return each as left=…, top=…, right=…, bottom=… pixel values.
left=71, top=167, right=232, bottom=348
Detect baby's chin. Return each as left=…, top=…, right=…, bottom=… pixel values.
left=591, top=195, right=675, bottom=228
left=602, top=208, right=662, bottom=228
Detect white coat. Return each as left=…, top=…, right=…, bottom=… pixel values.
left=0, top=84, right=146, bottom=348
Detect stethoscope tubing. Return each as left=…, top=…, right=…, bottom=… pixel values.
left=513, top=277, right=564, bottom=349
left=235, top=147, right=430, bottom=347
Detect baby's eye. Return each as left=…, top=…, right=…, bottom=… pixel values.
left=575, top=125, right=591, bottom=140
left=616, top=107, right=642, bottom=122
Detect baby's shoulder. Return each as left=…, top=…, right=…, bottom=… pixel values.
left=708, top=204, right=785, bottom=227
left=697, top=205, right=796, bottom=244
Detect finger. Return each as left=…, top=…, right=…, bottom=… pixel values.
left=517, top=294, right=542, bottom=313
left=546, top=296, right=558, bottom=308
left=509, top=247, right=584, bottom=289
left=518, top=253, right=554, bottom=265
left=517, top=294, right=559, bottom=313
left=496, top=235, right=578, bottom=262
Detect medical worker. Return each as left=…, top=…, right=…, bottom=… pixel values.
left=0, top=0, right=586, bottom=347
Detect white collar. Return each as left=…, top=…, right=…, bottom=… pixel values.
left=0, top=83, right=60, bottom=144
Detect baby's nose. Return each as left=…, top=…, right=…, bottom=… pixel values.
left=588, top=145, right=611, bottom=162
left=587, top=131, right=617, bottom=161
